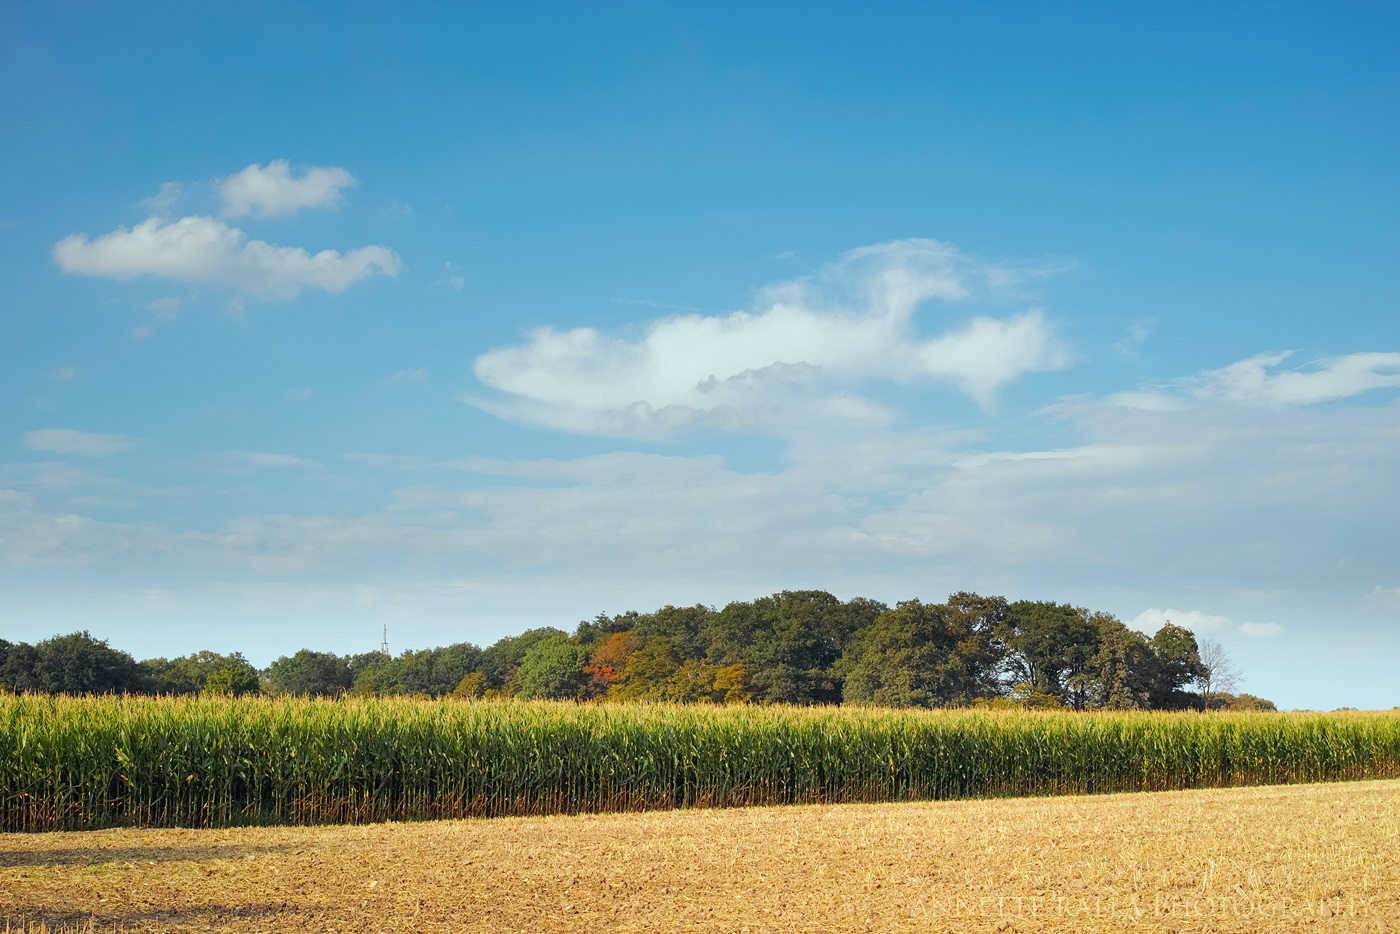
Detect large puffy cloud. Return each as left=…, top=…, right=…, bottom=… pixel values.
left=53, top=215, right=400, bottom=300
left=220, top=160, right=356, bottom=218
left=470, top=239, right=1069, bottom=437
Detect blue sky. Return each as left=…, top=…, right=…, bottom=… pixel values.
left=2, top=2, right=1397, bottom=709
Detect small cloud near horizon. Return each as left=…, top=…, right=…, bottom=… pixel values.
left=1131, top=607, right=1283, bottom=639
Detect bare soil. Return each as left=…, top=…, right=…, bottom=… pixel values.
left=3, top=778, right=1397, bottom=933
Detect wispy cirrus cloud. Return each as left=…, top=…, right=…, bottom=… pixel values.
left=2, top=363, right=1396, bottom=698
left=8, top=390, right=1396, bottom=591
left=469, top=239, right=1070, bottom=438
left=385, top=367, right=428, bottom=383
left=236, top=452, right=320, bottom=469
left=1189, top=351, right=1400, bottom=405
left=23, top=428, right=137, bottom=457
left=1104, top=351, right=1400, bottom=411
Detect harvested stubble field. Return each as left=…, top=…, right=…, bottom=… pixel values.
left=2, top=778, right=1397, bottom=934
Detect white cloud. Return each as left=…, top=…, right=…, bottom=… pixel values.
left=237, top=452, right=320, bottom=469
left=1189, top=351, right=1400, bottom=405
left=148, top=297, right=181, bottom=319
left=1112, top=319, right=1153, bottom=356
left=386, top=367, right=428, bottom=383
left=1130, top=608, right=1233, bottom=634
left=220, top=160, right=355, bottom=218
left=141, top=182, right=183, bottom=218
left=23, top=428, right=137, bottom=457
left=4, top=339, right=1395, bottom=670
left=438, top=261, right=465, bottom=291
left=1, top=388, right=1395, bottom=662
left=31, top=352, right=1396, bottom=590
left=53, top=215, right=400, bottom=301
left=471, top=239, right=1069, bottom=437
left=1363, top=585, right=1400, bottom=609
left=916, top=310, right=1066, bottom=405
left=343, top=452, right=427, bottom=469
left=1089, top=351, right=1400, bottom=415
left=0, top=489, right=107, bottom=565
left=1133, top=608, right=1284, bottom=639
left=7, top=329, right=1398, bottom=703
left=49, top=367, right=76, bottom=381
left=1096, top=391, right=1188, bottom=412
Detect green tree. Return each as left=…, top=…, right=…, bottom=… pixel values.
left=610, top=637, right=685, bottom=701
left=31, top=631, right=140, bottom=695
left=1227, top=692, right=1277, bottom=711
left=202, top=655, right=261, bottom=696
left=1008, top=681, right=1066, bottom=708
left=396, top=642, right=484, bottom=697
left=138, top=656, right=202, bottom=694
left=572, top=612, right=638, bottom=648
left=140, top=651, right=260, bottom=696
left=481, top=628, right=568, bottom=692
left=941, top=592, right=1011, bottom=700
left=840, top=595, right=1007, bottom=708
left=0, top=640, right=40, bottom=693
left=712, top=662, right=753, bottom=704
left=514, top=635, right=588, bottom=700
left=263, top=650, right=351, bottom=696
left=1075, top=617, right=1156, bottom=709
left=452, top=671, right=488, bottom=698
left=633, top=605, right=714, bottom=659
left=1147, top=622, right=1205, bottom=709
left=659, top=660, right=724, bottom=703
left=1000, top=601, right=1102, bottom=705
left=348, top=651, right=400, bottom=695
left=702, top=591, right=884, bottom=704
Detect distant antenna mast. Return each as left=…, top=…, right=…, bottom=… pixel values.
left=380, top=624, right=389, bottom=656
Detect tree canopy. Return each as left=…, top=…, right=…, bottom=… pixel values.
left=2, top=590, right=1269, bottom=710
left=1, top=632, right=139, bottom=695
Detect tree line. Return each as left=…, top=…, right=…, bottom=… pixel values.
left=0, top=591, right=1276, bottom=710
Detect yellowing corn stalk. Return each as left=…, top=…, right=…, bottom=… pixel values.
left=2, top=695, right=1398, bottom=831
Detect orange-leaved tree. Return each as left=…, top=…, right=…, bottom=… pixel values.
left=581, top=631, right=642, bottom=699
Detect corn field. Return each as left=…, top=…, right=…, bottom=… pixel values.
left=2, top=694, right=1398, bottom=831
